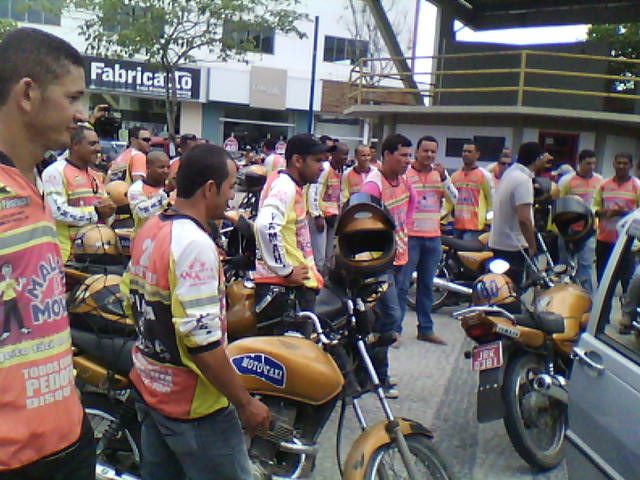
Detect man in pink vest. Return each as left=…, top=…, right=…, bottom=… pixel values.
left=362, top=133, right=414, bottom=398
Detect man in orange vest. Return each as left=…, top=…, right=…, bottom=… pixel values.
left=42, top=124, right=116, bottom=260
left=0, top=27, right=95, bottom=479
left=308, top=142, right=348, bottom=275
left=341, top=143, right=374, bottom=205
left=262, top=138, right=286, bottom=175
left=451, top=142, right=494, bottom=240
left=594, top=152, right=640, bottom=319
left=106, top=125, right=152, bottom=183
left=362, top=133, right=414, bottom=398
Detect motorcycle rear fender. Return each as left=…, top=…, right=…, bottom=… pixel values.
left=476, top=341, right=516, bottom=423
left=342, top=418, right=433, bottom=480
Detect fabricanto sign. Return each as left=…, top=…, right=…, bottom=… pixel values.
left=84, top=56, right=202, bottom=101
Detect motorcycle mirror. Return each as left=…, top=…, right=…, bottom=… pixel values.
left=489, top=258, right=510, bottom=275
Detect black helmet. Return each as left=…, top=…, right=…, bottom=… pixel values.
left=552, top=195, right=595, bottom=245
left=533, top=176, right=559, bottom=206
left=237, top=164, right=267, bottom=192
left=335, top=193, right=396, bottom=278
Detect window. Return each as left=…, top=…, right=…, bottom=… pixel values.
left=223, top=22, right=275, bottom=55
left=445, top=138, right=472, bottom=158
left=0, top=0, right=60, bottom=25
left=323, top=35, right=368, bottom=64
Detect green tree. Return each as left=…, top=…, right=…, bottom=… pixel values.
left=588, top=23, right=640, bottom=92
left=0, top=18, right=17, bottom=40
left=71, top=0, right=307, bottom=136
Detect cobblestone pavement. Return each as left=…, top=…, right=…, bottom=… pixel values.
left=312, top=306, right=569, bottom=480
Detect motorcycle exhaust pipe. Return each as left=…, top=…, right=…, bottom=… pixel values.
left=532, top=374, right=568, bottom=404
left=433, top=277, right=473, bottom=296
left=96, top=463, right=140, bottom=480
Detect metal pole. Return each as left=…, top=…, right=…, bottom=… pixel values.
left=307, top=16, right=319, bottom=133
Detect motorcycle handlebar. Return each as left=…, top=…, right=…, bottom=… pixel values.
left=297, top=311, right=339, bottom=346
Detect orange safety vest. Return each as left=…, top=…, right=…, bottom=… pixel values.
left=406, top=166, right=444, bottom=238
left=560, top=173, right=603, bottom=206
left=108, top=147, right=146, bottom=183
left=343, top=167, right=369, bottom=203
left=320, top=166, right=342, bottom=217
left=0, top=158, right=83, bottom=471
left=451, top=167, right=492, bottom=231
left=595, top=177, right=640, bottom=243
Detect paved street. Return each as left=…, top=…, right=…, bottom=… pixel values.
left=312, top=305, right=569, bottom=480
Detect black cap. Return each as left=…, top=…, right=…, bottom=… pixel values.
left=285, top=133, right=335, bottom=160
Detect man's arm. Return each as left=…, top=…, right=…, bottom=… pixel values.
left=517, top=203, right=537, bottom=256
left=173, top=233, right=271, bottom=436
left=129, top=152, right=147, bottom=183
left=42, top=163, right=99, bottom=225
left=129, top=184, right=169, bottom=220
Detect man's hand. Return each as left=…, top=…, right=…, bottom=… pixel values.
left=89, top=104, right=110, bottom=124
left=95, top=198, right=116, bottom=220
left=164, top=177, right=177, bottom=194
left=287, top=265, right=310, bottom=285
left=314, top=216, right=325, bottom=233
left=236, top=397, right=272, bottom=438
left=433, top=162, right=446, bottom=181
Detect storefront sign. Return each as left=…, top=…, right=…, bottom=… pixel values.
left=224, top=135, right=239, bottom=152
left=85, top=56, right=205, bottom=101
left=249, top=66, right=287, bottom=110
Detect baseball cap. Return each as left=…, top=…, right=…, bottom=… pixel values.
left=285, top=133, right=336, bottom=160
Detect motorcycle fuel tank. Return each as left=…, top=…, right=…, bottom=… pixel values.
left=536, top=283, right=591, bottom=355
left=227, top=336, right=344, bottom=405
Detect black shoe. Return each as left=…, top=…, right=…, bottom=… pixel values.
left=417, top=333, right=447, bottom=345
left=382, top=380, right=399, bottom=399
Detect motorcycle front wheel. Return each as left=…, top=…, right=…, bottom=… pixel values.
left=364, top=434, right=452, bottom=480
left=502, top=354, right=566, bottom=471
left=83, top=393, right=141, bottom=479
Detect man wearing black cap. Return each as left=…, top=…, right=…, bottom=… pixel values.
left=254, top=134, right=327, bottom=331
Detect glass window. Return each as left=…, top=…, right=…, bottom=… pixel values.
left=223, top=21, right=275, bottom=55
left=0, top=0, right=60, bottom=25
left=323, top=35, right=369, bottom=64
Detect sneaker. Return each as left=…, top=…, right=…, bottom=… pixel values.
left=417, top=332, right=447, bottom=345
left=20, top=327, right=31, bottom=334
left=382, top=380, right=399, bottom=399
left=0, top=332, right=10, bottom=342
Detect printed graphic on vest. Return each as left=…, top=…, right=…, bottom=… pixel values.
left=0, top=262, right=30, bottom=344
left=231, top=353, right=286, bottom=388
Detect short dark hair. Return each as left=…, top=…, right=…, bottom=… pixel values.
left=179, top=133, right=198, bottom=150
left=381, top=134, right=412, bottom=156
left=578, top=149, right=596, bottom=162
left=319, top=135, right=334, bottom=145
left=263, top=138, right=278, bottom=151
left=0, top=28, right=84, bottom=107
left=615, top=152, right=633, bottom=163
left=463, top=142, right=481, bottom=154
left=128, top=126, right=145, bottom=144
left=177, top=144, right=231, bottom=199
left=70, top=125, right=94, bottom=147
left=517, top=142, right=543, bottom=167
left=416, top=135, right=438, bottom=150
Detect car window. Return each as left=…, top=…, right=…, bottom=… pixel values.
left=596, top=218, right=640, bottom=361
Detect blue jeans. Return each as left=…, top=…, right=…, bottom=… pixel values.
left=135, top=400, right=252, bottom=480
left=398, top=236, right=443, bottom=335
left=375, top=265, right=404, bottom=334
left=558, top=234, right=596, bottom=294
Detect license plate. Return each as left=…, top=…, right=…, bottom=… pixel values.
left=472, top=341, right=503, bottom=371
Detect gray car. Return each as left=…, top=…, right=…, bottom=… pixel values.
left=566, top=212, right=640, bottom=480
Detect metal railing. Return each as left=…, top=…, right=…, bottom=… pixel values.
left=348, top=49, right=640, bottom=112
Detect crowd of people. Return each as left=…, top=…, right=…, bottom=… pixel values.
left=3, top=26, right=640, bottom=480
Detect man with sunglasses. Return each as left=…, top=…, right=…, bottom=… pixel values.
left=107, top=125, right=152, bottom=183
left=42, top=124, right=116, bottom=260
left=491, top=151, right=514, bottom=188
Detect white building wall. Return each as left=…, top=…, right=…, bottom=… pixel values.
left=180, top=103, right=203, bottom=137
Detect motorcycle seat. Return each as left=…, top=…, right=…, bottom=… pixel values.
left=316, top=285, right=347, bottom=323
left=441, top=235, right=486, bottom=252
left=515, top=311, right=565, bottom=334
left=71, top=327, right=134, bottom=376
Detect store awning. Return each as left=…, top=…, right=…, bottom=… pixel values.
left=429, top=1, right=640, bottom=30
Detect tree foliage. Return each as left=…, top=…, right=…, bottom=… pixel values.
left=588, top=23, right=640, bottom=91
left=0, top=18, right=18, bottom=41
left=71, top=0, right=308, bottom=135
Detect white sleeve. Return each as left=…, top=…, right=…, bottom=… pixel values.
left=442, top=174, right=458, bottom=204
left=172, top=224, right=223, bottom=351
left=129, top=183, right=169, bottom=220
left=42, top=163, right=98, bottom=226
left=308, top=162, right=329, bottom=217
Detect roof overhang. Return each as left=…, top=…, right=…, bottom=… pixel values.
left=344, top=104, right=640, bottom=134
left=429, top=1, right=640, bottom=30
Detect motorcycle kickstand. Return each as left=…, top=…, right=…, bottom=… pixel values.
left=355, top=339, right=421, bottom=480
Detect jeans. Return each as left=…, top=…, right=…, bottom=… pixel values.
left=308, top=215, right=327, bottom=272
left=454, top=229, right=483, bottom=241
left=375, top=265, right=404, bottom=334
left=1, top=416, right=96, bottom=480
left=135, top=400, right=252, bottom=480
left=558, top=234, right=596, bottom=294
left=398, top=236, right=442, bottom=335
left=622, top=262, right=640, bottom=321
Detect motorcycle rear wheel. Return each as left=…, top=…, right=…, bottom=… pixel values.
left=502, top=354, right=566, bottom=471
left=364, top=434, right=452, bottom=480
left=83, top=393, right=141, bottom=479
